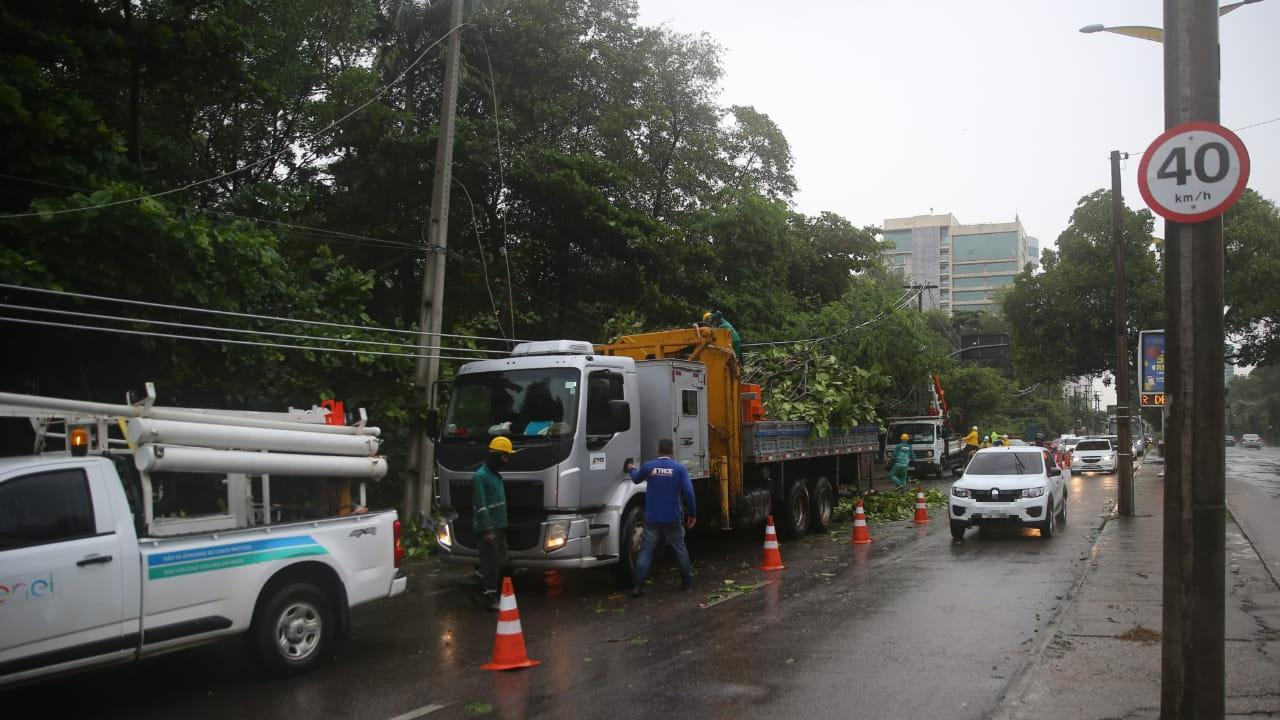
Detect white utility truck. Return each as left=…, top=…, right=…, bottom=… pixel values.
left=0, top=385, right=405, bottom=687
left=885, top=415, right=965, bottom=479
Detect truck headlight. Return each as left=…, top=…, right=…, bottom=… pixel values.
left=436, top=521, right=453, bottom=549
left=544, top=520, right=571, bottom=552
left=952, top=487, right=971, bottom=498
left=925, top=449, right=935, bottom=458
left=1020, top=487, right=1046, bottom=498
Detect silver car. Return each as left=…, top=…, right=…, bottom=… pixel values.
left=1242, top=433, right=1264, bottom=450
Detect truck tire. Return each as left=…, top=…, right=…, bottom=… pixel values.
left=615, top=502, right=645, bottom=588
left=777, top=481, right=810, bottom=540
left=809, top=477, right=834, bottom=533
left=253, top=582, right=333, bottom=677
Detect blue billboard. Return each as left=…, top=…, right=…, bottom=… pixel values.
left=1139, top=330, right=1165, bottom=407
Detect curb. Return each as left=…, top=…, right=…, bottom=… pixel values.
left=991, top=459, right=1142, bottom=719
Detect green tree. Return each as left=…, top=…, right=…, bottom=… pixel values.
left=1224, top=189, right=1280, bottom=367
left=1002, top=190, right=1162, bottom=384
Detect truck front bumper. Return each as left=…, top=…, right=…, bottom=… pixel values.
left=435, top=515, right=618, bottom=570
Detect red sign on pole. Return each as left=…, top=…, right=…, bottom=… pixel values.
left=1137, top=121, right=1250, bottom=224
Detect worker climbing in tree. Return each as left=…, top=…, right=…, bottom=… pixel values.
left=890, top=432, right=913, bottom=490
left=701, top=310, right=742, bottom=359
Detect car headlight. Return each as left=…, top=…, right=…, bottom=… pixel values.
left=544, top=520, right=571, bottom=552
left=1020, top=487, right=1046, bottom=498
left=436, top=521, right=453, bottom=549
left=952, top=487, right=971, bottom=498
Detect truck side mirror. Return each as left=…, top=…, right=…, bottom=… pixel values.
left=424, top=410, right=440, bottom=440
left=609, top=400, right=631, bottom=434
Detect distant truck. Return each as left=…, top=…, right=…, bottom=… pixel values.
left=0, top=386, right=405, bottom=688
left=884, top=415, right=965, bottom=479
left=432, top=327, right=881, bottom=584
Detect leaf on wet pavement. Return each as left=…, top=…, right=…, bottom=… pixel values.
left=465, top=703, right=493, bottom=716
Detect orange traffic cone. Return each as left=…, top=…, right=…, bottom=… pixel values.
left=913, top=486, right=930, bottom=525
left=481, top=577, right=541, bottom=671
left=759, top=516, right=785, bottom=570
left=850, top=498, right=872, bottom=545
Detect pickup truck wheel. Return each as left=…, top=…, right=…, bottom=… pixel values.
left=615, top=503, right=645, bottom=588
left=809, top=477, right=834, bottom=533
left=254, top=583, right=332, bottom=676
left=777, top=481, right=810, bottom=540
left=950, top=521, right=967, bottom=540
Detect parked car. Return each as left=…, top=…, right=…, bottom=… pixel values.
left=1242, top=434, right=1264, bottom=450
left=1071, top=438, right=1117, bottom=474
left=949, top=447, right=1066, bottom=540
left=1225, top=435, right=1236, bottom=447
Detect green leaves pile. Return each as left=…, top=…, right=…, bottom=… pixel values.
left=834, top=489, right=946, bottom=524
left=742, top=344, right=886, bottom=437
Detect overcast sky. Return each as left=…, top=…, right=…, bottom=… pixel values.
left=635, top=0, right=1280, bottom=249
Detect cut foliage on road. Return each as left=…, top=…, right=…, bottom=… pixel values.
left=834, top=489, right=947, bottom=524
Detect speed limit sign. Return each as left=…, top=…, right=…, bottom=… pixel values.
left=1137, top=121, right=1250, bottom=223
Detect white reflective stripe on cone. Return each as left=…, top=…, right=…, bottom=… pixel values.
left=499, top=594, right=518, bottom=612
left=854, top=518, right=867, bottom=527
left=764, top=541, right=779, bottom=549
left=496, top=620, right=523, bottom=635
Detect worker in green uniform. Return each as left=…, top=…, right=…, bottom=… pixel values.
left=473, top=436, right=516, bottom=610
left=890, top=432, right=913, bottom=490
left=702, top=310, right=742, bottom=359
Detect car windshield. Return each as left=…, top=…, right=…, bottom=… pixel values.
left=965, top=452, right=1045, bottom=475
left=1243, top=434, right=1260, bottom=440
left=1061, top=439, right=1080, bottom=448
left=1076, top=440, right=1111, bottom=451
left=442, top=368, right=580, bottom=444
left=891, top=423, right=936, bottom=443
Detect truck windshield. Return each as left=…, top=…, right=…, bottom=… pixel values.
left=442, top=369, right=580, bottom=444
left=891, top=423, right=936, bottom=443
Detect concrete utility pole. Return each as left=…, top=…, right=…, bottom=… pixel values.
left=1111, top=150, right=1135, bottom=517
left=903, top=283, right=939, bottom=313
left=1160, top=0, right=1226, bottom=716
left=407, top=0, right=465, bottom=521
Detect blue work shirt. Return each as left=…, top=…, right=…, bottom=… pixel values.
left=629, top=456, right=696, bottom=523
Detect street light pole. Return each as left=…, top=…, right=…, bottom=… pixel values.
left=1160, top=0, right=1226, bottom=716
left=1111, top=150, right=1135, bottom=517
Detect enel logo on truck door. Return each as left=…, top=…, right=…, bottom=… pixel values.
left=0, top=573, right=55, bottom=606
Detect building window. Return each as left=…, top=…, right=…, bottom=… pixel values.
left=952, top=231, right=1019, bottom=261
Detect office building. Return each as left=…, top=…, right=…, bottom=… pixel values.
left=883, top=213, right=1040, bottom=315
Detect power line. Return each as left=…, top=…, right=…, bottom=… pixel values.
left=0, top=22, right=466, bottom=221
left=0, top=302, right=505, bottom=354
left=0, top=315, right=483, bottom=362
left=742, top=285, right=921, bottom=349
left=452, top=177, right=507, bottom=339
left=474, top=28, right=517, bottom=336
left=0, top=283, right=529, bottom=343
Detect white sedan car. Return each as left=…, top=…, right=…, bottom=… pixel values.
left=950, top=447, right=1066, bottom=539
left=1070, top=439, right=1117, bottom=473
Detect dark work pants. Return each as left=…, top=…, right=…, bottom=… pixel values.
left=633, top=522, right=692, bottom=586
left=478, top=531, right=508, bottom=595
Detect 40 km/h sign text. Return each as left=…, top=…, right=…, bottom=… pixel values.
left=1137, top=121, right=1250, bottom=224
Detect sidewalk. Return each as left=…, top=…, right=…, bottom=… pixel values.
left=996, top=461, right=1280, bottom=719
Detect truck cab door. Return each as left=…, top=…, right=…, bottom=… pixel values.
left=578, top=368, right=638, bottom=508
left=0, top=462, right=128, bottom=682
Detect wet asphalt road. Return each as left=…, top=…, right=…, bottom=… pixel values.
left=3, top=471, right=1123, bottom=720
left=1225, top=445, right=1280, bottom=583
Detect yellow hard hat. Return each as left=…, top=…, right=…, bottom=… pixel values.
left=702, top=311, right=713, bottom=322
left=971, top=426, right=978, bottom=431
left=488, top=436, right=517, bottom=454
left=900, top=433, right=910, bottom=441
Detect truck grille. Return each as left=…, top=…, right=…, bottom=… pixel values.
left=970, top=489, right=1025, bottom=503
left=448, top=480, right=545, bottom=551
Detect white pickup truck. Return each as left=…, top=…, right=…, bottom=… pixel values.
left=0, top=388, right=406, bottom=687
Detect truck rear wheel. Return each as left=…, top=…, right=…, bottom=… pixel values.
left=809, top=477, right=834, bottom=533
left=777, top=481, right=810, bottom=540
left=253, top=582, right=333, bottom=677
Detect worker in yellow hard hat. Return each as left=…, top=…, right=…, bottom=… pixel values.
left=889, top=432, right=913, bottom=489
left=472, top=435, right=517, bottom=609
left=963, top=425, right=981, bottom=463
left=701, top=310, right=742, bottom=359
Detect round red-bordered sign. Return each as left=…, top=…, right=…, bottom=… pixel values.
left=1137, top=121, right=1250, bottom=224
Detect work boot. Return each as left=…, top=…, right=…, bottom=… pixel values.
left=482, top=591, right=500, bottom=611
left=631, top=584, right=645, bottom=598
left=681, top=578, right=693, bottom=592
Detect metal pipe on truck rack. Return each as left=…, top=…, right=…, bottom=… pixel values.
left=134, top=445, right=388, bottom=479
left=0, top=392, right=380, bottom=436
left=127, top=418, right=381, bottom=456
